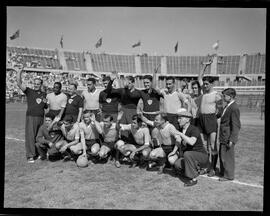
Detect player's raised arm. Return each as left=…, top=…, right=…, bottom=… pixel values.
left=15, top=66, right=27, bottom=92
left=152, top=64, right=159, bottom=89
left=104, top=72, right=122, bottom=96
left=152, top=64, right=163, bottom=96
left=198, top=57, right=213, bottom=87
left=177, top=91, right=191, bottom=113
left=111, top=71, right=120, bottom=88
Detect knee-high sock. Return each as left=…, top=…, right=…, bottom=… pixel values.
left=157, top=157, right=166, bottom=166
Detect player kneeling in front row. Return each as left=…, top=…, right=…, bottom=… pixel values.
left=93, top=114, right=120, bottom=163
left=72, top=112, right=120, bottom=164
left=141, top=113, right=182, bottom=174
left=55, top=115, right=81, bottom=161
left=35, top=113, right=64, bottom=161
left=173, top=110, right=209, bottom=187
left=115, top=112, right=152, bottom=168
left=70, top=110, right=101, bottom=163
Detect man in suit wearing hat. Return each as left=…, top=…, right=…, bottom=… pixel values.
left=174, top=110, right=209, bottom=187
left=218, top=88, right=241, bottom=181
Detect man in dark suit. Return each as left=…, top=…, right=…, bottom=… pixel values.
left=219, top=88, right=241, bottom=181
left=173, top=110, right=209, bottom=187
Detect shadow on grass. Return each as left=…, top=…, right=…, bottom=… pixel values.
left=162, top=168, right=191, bottom=184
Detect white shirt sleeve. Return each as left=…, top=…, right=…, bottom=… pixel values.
left=61, top=93, right=67, bottom=108
left=177, top=91, right=188, bottom=103
left=46, top=94, right=50, bottom=104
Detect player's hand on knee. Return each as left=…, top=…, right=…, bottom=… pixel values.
left=59, top=145, right=67, bottom=153
left=48, top=142, right=53, bottom=148
left=130, top=151, right=136, bottom=160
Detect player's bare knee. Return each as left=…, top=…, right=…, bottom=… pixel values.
left=99, top=151, right=107, bottom=158
left=55, top=140, right=65, bottom=149
left=168, top=155, right=178, bottom=165
left=149, top=151, right=157, bottom=160
left=142, top=149, right=150, bottom=158
left=55, top=142, right=61, bottom=149
left=115, top=140, right=125, bottom=150
left=91, top=144, right=100, bottom=155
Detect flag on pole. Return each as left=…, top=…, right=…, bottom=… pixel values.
left=10, top=30, right=20, bottom=40
left=60, top=35, right=64, bottom=48
left=212, top=40, right=219, bottom=50
left=95, top=37, right=102, bottom=48
left=132, top=41, right=141, bottom=48
left=174, top=41, right=178, bottom=53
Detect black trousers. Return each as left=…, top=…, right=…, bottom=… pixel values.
left=35, top=142, right=61, bottom=160
left=25, top=116, right=44, bottom=159
left=175, top=151, right=209, bottom=179
left=219, top=143, right=235, bottom=180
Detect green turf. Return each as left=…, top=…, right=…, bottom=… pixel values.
left=4, top=103, right=264, bottom=210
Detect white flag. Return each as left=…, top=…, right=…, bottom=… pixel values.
left=212, top=40, right=219, bottom=50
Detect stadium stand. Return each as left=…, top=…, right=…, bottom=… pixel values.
left=166, top=56, right=211, bottom=75
left=64, top=51, right=87, bottom=71
left=140, top=55, right=162, bottom=74
left=245, top=54, right=265, bottom=74
left=7, top=46, right=61, bottom=69
left=217, top=55, right=240, bottom=75
left=6, top=46, right=265, bottom=108
left=90, top=53, right=136, bottom=74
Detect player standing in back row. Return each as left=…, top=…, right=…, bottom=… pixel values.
left=99, top=76, right=120, bottom=122
left=46, top=82, right=67, bottom=121
left=155, top=76, right=190, bottom=131
left=197, top=76, right=223, bottom=177
left=82, top=78, right=101, bottom=121
left=16, top=66, right=48, bottom=163
left=63, top=82, right=83, bottom=123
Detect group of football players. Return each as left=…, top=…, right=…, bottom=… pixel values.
left=14, top=60, right=241, bottom=187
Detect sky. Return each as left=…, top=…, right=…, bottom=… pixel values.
left=6, top=7, right=266, bottom=56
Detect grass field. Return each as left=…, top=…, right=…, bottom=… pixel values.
left=4, top=103, right=264, bottom=211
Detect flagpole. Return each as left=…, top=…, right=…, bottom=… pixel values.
left=100, top=30, right=103, bottom=54
left=139, top=40, right=141, bottom=55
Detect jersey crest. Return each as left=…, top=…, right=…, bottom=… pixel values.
left=36, top=98, right=42, bottom=104
left=147, top=99, right=153, bottom=105
left=68, top=99, right=73, bottom=104
left=106, top=98, right=112, bottom=103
